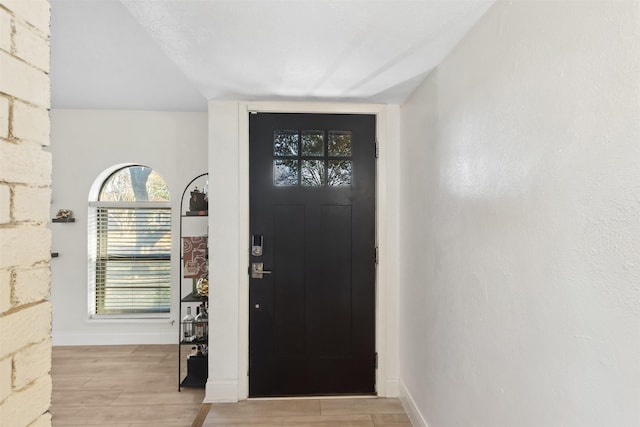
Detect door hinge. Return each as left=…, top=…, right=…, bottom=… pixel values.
left=375, top=141, right=379, bottom=158
left=375, top=246, right=379, bottom=265
left=374, top=352, right=378, bottom=369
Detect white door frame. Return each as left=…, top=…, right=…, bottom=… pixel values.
left=206, top=101, right=400, bottom=402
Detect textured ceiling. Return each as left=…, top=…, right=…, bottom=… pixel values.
left=50, top=0, right=494, bottom=112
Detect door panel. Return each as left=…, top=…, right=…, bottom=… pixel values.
left=249, top=113, right=376, bottom=397
left=313, top=205, right=352, bottom=358
left=273, top=204, right=305, bottom=358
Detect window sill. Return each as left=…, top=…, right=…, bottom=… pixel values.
left=88, top=315, right=172, bottom=323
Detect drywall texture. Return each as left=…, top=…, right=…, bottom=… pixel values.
left=0, top=1, right=53, bottom=426
left=49, top=110, right=207, bottom=345
left=399, top=1, right=639, bottom=426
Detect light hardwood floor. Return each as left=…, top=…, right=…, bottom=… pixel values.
left=52, top=345, right=204, bottom=426
left=52, top=345, right=411, bottom=427
left=202, top=399, right=411, bottom=427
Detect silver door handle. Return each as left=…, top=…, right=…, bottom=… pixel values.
left=251, top=262, right=272, bottom=279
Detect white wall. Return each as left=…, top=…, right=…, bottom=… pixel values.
left=206, top=101, right=241, bottom=401
left=49, top=109, right=208, bottom=345
left=399, top=1, right=639, bottom=426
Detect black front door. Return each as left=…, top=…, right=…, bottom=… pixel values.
left=249, top=113, right=376, bottom=397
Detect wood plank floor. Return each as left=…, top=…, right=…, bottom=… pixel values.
left=202, top=399, right=411, bottom=426
left=52, top=345, right=205, bottom=426
left=52, top=345, right=411, bottom=427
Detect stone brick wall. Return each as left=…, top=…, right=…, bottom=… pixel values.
left=0, top=1, right=52, bottom=426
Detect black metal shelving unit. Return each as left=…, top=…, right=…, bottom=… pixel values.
left=178, top=173, right=209, bottom=390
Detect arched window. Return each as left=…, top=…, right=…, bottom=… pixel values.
left=88, top=165, right=171, bottom=317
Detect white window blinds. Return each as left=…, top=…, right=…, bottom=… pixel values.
left=94, top=206, right=171, bottom=315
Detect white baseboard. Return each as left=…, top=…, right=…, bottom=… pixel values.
left=205, top=379, right=239, bottom=403
left=399, top=379, right=430, bottom=427
left=385, top=377, right=400, bottom=397
left=52, top=332, right=175, bottom=346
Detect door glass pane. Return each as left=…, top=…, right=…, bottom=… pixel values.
left=301, top=130, right=324, bottom=157
left=328, top=131, right=352, bottom=157
left=328, top=160, right=352, bottom=186
left=274, top=130, right=299, bottom=156
left=301, top=160, right=325, bottom=186
left=274, top=159, right=298, bottom=186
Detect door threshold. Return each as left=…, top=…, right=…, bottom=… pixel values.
left=247, top=394, right=378, bottom=401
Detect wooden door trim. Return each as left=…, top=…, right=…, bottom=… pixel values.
left=233, top=101, right=399, bottom=401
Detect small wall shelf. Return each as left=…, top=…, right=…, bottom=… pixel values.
left=52, top=218, right=75, bottom=223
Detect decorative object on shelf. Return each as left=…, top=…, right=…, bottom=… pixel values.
left=196, top=276, right=209, bottom=297
left=56, top=209, right=73, bottom=219
left=194, top=302, right=208, bottom=340
left=188, top=343, right=208, bottom=358
left=52, top=209, right=75, bottom=222
left=181, top=351, right=208, bottom=388
left=189, top=186, right=208, bottom=212
left=183, top=236, right=208, bottom=278
left=182, top=306, right=196, bottom=342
